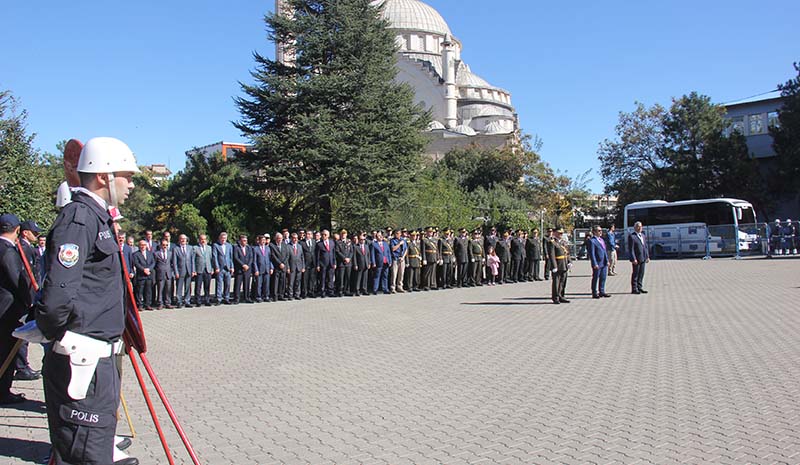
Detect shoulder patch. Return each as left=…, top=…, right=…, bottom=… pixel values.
left=58, top=244, right=80, bottom=268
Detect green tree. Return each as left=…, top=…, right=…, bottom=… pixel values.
left=172, top=204, right=208, bottom=239
left=235, top=0, right=430, bottom=230
left=0, top=91, right=56, bottom=228
left=772, top=62, right=800, bottom=192
left=388, top=171, right=478, bottom=230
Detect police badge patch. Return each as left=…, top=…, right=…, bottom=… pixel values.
left=58, top=244, right=80, bottom=268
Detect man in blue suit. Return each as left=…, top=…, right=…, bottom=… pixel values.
left=213, top=231, right=234, bottom=305
left=588, top=225, right=611, bottom=299
left=253, top=234, right=273, bottom=302
left=627, top=221, right=650, bottom=294
left=371, top=231, right=391, bottom=294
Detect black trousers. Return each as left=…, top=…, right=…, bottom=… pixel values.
left=234, top=270, right=252, bottom=302
left=319, top=266, right=335, bottom=296
left=532, top=259, right=541, bottom=280
left=351, top=267, right=363, bottom=295
left=272, top=270, right=287, bottom=300
left=43, top=351, right=120, bottom=465
left=195, top=272, right=212, bottom=304
left=511, top=258, right=523, bottom=282
left=135, top=277, right=153, bottom=308
left=14, top=340, right=30, bottom=371
left=631, top=261, right=646, bottom=291
left=500, top=261, right=511, bottom=282
left=0, top=322, right=20, bottom=398
left=156, top=278, right=173, bottom=306
left=422, top=263, right=437, bottom=289
left=456, top=262, right=468, bottom=286
left=551, top=270, right=567, bottom=301
left=439, top=261, right=453, bottom=288
left=335, top=265, right=352, bottom=296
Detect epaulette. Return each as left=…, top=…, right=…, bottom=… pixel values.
left=71, top=203, right=89, bottom=226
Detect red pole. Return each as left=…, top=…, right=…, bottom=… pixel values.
left=127, top=346, right=176, bottom=465
left=139, top=352, right=202, bottom=465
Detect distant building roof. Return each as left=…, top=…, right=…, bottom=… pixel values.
left=723, top=90, right=782, bottom=108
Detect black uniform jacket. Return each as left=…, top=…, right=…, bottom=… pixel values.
left=37, top=191, right=124, bottom=343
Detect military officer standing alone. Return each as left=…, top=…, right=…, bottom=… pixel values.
left=36, top=137, right=140, bottom=464
left=547, top=227, right=571, bottom=305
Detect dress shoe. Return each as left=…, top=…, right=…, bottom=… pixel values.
left=592, top=294, right=600, bottom=299
left=559, top=298, right=571, bottom=303
left=600, top=293, right=612, bottom=298
left=0, top=392, right=26, bottom=405
left=552, top=299, right=560, bottom=305
left=639, top=289, right=649, bottom=294
left=114, top=456, right=139, bottom=465
left=631, top=290, right=640, bottom=295
left=165, top=305, right=176, bottom=309
left=155, top=306, right=163, bottom=310
left=14, top=368, right=41, bottom=381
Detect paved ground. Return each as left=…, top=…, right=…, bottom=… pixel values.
left=3, top=257, right=800, bottom=465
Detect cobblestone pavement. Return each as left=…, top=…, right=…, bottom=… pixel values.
left=3, top=258, right=800, bottom=465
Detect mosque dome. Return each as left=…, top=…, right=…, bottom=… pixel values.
left=427, top=120, right=446, bottom=131
left=451, top=124, right=477, bottom=136
left=375, top=0, right=453, bottom=36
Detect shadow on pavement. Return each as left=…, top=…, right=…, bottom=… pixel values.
left=0, top=437, right=50, bottom=463
left=0, top=399, right=47, bottom=414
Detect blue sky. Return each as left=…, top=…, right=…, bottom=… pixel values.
left=1, top=0, right=797, bottom=192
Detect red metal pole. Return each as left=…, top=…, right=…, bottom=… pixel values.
left=139, top=352, right=202, bottom=465
left=127, top=346, right=176, bottom=465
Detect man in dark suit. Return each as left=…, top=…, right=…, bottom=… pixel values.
left=270, top=232, right=290, bottom=301
left=233, top=234, right=254, bottom=303
left=119, top=232, right=133, bottom=279
left=132, top=239, right=155, bottom=310
left=510, top=230, right=526, bottom=283
left=253, top=234, right=272, bottom=302
left=172, top=234, right=195, bottom=308
left=371, top=231, right=391, bottom=294
left=335, top=230, right=354, bottom=297
left=300, top=230, right=316, bottom=299
left=315, top=230, right=336, bottom=297
left=453, top=228, right=469, bottom=287
left=495, top=231, right=511, bottom=284
left=193, top=234, right=214, bottom=306
left=154, top=238, right=175, bottom=309
left=526, top=229, right=543, bottom=281
left=287, top=233, right=305, bottom=299
left=0, top=214, right=34, bottom=404
left=351, top=234, right=370, bottom=296
left=35, top=235, right=47, bottom=285
left=627, top=221, right=650, bottom=294
left=588, top=225, right=611, bottom=299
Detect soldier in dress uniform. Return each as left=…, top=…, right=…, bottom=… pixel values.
left=547, top=227, right=571, bottom=305
left=421, top=227, right=440, bottom=291
left=526, top=229, right=543, bottom=281
left=543, top=228, right=554, bottom=280
left=454, top=228, right=469, bottom=287
left=438, top=228, right=455, bottom=289
left=405, top=231, right=423, bottom=291
left=468, top=229, right=485, bottom=286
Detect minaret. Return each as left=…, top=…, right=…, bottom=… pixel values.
left=275, top=0, right=295, bottom=66
left=441, top=34, right=457, bottom=129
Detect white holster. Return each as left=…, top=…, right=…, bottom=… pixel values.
left=53, top=331, right=113, bottom=400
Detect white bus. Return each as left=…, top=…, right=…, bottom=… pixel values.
left=623, top=198, right=759, bottom=256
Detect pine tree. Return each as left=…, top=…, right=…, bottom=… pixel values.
left=235, top=0, right=430, bottom=230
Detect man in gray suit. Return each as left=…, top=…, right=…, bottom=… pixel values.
left=172, top=234, right=195, bottom=308
left=213, top=232, right=234, bottom=305
left=194, top=234, right=214, bottom=307
left=155, top=238, right=175, bottom=309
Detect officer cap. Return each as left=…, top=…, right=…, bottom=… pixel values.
left=264, top=233, right=271, bottom=238
left=425, top=227, right=434, bottom=232
left=20, top=220, right=42, bottom=233
left=554, top=227, right=564, bottom=233
left=0, top=213, right=21, bottom=232
left=401, top=228, right=408, bottom=233
left=410, top=230, right=418, bottom=236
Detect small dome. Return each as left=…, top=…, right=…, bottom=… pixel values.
left=375, top=0, right=453, bottom=36
left=427, top=120, right=446, bottom=131
left=456, top=64, right=495, bottom=90
left=451, top=124, right=477, bottom=136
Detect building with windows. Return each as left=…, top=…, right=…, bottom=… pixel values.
left=142, top=164, right=172, bottom=182
left=275, top=0, right=519, bottom=159
left=723, top=91, right=783, bottom=159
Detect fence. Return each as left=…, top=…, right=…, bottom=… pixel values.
left=619, top=223, right=770, bottom=260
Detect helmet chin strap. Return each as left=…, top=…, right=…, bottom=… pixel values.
left=106, top=173, right=118, bottom=207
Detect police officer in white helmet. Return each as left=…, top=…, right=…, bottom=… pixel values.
left=37, top=137, right=140, bottom=465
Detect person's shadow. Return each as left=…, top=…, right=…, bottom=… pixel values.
left=1, top=398, right=47, bottom=414
left=0, top=437, right=51, bottom=463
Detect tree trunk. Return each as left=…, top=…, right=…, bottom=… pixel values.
left=319, top=194, right=333, bottom=232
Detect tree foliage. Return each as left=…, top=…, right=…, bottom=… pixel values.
left=235, top=0, right=430, bottom=230
left=599, top=92, right=764, bottom=220
left=772, top=62, right=800, bottom=192
left=0, top=91, right=58, bottom=229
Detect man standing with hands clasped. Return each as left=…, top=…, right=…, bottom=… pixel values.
left=588, top=225, right=611, bottom=299
left=628, top=221, right=650, bottom=294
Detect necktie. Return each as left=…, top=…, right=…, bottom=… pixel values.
left=361, top=244, right=365, bottom=254
left=325, top=241, right=330, bottom=251
left=182, top=245, right=186, bottom=255
left=293, top=244, right=297, bottom=255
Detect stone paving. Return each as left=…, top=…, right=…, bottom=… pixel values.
left=2, top=257, right=800, bottom=464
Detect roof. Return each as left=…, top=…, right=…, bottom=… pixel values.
left=723, top=90, right=783, bottom=107
left=376, top=0, right=452, bottom=36
left=625, top=198, right=754, bottom=209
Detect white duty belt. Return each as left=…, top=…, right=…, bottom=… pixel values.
left=53, top=331, right=123, bottom=400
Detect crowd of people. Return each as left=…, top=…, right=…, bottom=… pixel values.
left=769, top=218, right=800, bottom=256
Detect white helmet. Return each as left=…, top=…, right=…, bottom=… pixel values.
left=77, top=137, right=140, bottom=174
left=55, top=181, right=72, bottom=209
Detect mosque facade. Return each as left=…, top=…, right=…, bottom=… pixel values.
left=275, top=0, right=519, bottom=158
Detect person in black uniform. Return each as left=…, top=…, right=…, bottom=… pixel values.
left=547, top=227, right=571, bottom=304
left=13, top=220, right=41, bottom=381
left=335, top=229, right=353, bottom=297
left=543, top=228, right=554, bottom=280
left=37, top=137, right=140, bottom=465
left=453, top=228, right=469, bottom=287
left=233, top=234, right=254, bottom=304
left=0, top=214, right=33, bottom=404
left=526, top=229, right=543, bottom=281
